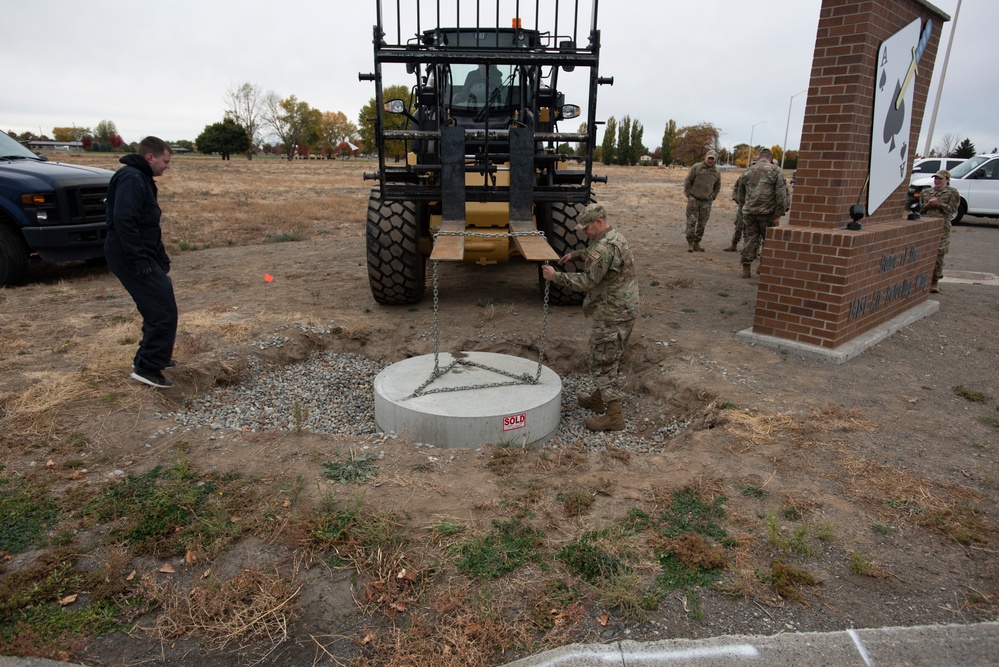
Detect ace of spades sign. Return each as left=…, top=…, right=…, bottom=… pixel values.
left=868, top=19, right=924, bottom=215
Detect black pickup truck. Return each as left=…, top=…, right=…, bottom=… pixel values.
left=0, top=131, right=114, bottom=284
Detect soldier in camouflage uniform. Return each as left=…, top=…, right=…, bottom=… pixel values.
left=683, top=150, right=722, bottom=252
left=920, top=169, right=960, bottom=293
left=725, top=171, right=748, bottom=252
left=542, top=203, right=639, bottom=432
left=739, top=148, right=789, bottom=278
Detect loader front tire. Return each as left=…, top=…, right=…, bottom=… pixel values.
left=366, top=188, right=425, bottom=305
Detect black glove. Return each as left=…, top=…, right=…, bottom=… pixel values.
left=137, top=265, right=153, bottom=276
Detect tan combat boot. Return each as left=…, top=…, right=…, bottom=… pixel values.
left=577, top=388, right=605, bottom=413
left=741, top=263, right=752, bottom=279
left=687, top=242, right=695, bottom=253
left=724, top=243, right=737, bottom=252
left=929, top=280, right=941, bottom=294
left=585, top=400, right=625, bottom=432
left=693, top=242, right=705, bottom=252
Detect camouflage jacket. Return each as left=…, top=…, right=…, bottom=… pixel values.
left=732, top=171, right=747, bottom=205
left=554, top=228, right=639, bottom=321
left=920, top=185, right=960, bottom=221
left=683, top=161, right=722, bottom=201
left=740, top=160, right=789, bottom=216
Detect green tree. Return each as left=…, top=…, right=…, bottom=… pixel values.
left=616, top=116, right=631, bottom=166
left=953, top=138, right=976, bottom=158
left=674, top=122, right=721, bottom=165
left=196, top=117, right=251, bottom=160
left=600, top=116, right=616, bottom=166
left=318, top=111, right=358, bottom=159
left=264, top=94, right=321, bottom=160
left=630, top=119, right=645, bottom=164
left=356, top=84, right=411, bottom=162
left=661, top=119, right=677, bottom=166
left=94, top=119, right=118, bottom=144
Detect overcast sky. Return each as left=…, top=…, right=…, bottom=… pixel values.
left=4, top=0, right=992, bottom=157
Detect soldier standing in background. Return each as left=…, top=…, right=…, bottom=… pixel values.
left=683, top=150, right=722, bottom=252
left=542, top=204, right=639, bottom=432
left=739, top=147, right=789, bottom=278
left=920, top=169, right=960, bottom=294
left=724, top=170, right=748, bottom=252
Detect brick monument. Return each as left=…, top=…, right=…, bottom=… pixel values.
left=738, top=0, right=952, bottom=362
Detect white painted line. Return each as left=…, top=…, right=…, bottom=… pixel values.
left=848, top=628, right=874, bottom=666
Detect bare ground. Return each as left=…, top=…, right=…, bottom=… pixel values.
left=1, top=157, right=997, bottom=665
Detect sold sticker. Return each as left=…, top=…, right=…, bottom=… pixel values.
left=502, top=413, right=526, bottom=432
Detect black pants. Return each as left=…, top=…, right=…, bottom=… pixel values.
left=106, top=244, right=177, bottom=372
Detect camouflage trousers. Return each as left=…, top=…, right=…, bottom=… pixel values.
left=589, top=318, right=635, bottom=403
left=740, top=213, right=777, bottom=265
left=731, top=207, right=744, bottom=246
left=684, top=197, right=713, bottom=243
left=933, top=219, right=951, bottom=282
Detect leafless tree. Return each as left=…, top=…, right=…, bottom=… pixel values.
left=225, top=83, right=264, bottom=158
left=933, top=132, right=960, bottom=158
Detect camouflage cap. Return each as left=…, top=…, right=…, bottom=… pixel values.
left=575, top=203, right=606, bottom=228
left=758, top=147, right=773, bottom=157
left=705, top=150, right=717, bottom=159
left=934, top=169, right=950, bottom=180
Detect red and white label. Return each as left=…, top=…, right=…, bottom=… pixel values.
left=502, top=413, right=527, bottom=432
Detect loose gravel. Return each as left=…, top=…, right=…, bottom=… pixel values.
left=166, top=345, right=690, bottom=452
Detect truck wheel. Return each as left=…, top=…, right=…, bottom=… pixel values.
left=0, top=225, right=30, bottom=286
left=366, top=188, right=425, bottom=305
left=542, top=200, right=590, bottom=306
left=952, top=200, right=967, bottom=225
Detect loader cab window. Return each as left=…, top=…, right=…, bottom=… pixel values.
left=448, top=63, right=523, bottom=111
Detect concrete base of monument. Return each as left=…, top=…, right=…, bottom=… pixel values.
left=736, top=300, right=939, bottom=364
left=373, top=351, right=562, bottom=448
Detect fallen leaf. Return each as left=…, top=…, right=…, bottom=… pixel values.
left=389, top=601, right=406, bottom=612
left=126, top=570, right=136, bottom=581
left=465, top=623, right=481, bottom=635
left=159, top=563, right=176, bottom=573
left=282, top=498, right=292, bottom=507
left=185, top=548, right=196, bottom=564
left=597, top=612, right=609, bottom=626
left=58, top=594, right=78, bottom=606
left=46, top=460, right=56, bottom=468
left=202, top=569, right=211, bottom=579
left=361, top=629, right=377, bottom=645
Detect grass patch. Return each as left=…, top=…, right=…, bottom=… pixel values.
left=764, top=514, right=815, bottom=556
left=980, top=416, right=999, bottom=429
left=740, top=485, right=768, bottom=500
left=758, top=557, right=819, bottom=601
left=953, top=386, right=989, bottom=403
left=557, top=490, right=595, bottom=518
left=455, top=518, right=545, bottom=579
left=558, top=534, right=625, bottom=584
left=322, top=449, right=379, bottom=484
left=79, top=454, right=247, bottom=558
left=0, top=473, right=58, bottom=554
left=264, top=230, right=308, bottom=243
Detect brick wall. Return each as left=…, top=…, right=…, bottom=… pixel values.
left=754, top=219, right=939, bottom=348
left=750, top=0, right=951, bottom=351
left=790, top=0, right=947, bottom=229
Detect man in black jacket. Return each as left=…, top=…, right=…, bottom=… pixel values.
left=105, top=136, right=177, bottom=388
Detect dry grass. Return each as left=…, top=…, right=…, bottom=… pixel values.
left=143, top=566, right=301, bottom=659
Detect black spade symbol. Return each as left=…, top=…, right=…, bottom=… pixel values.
left=883, top=81, right=905, bottom=151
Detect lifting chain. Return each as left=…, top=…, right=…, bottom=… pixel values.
left=408, top=228, right=552, bottom=398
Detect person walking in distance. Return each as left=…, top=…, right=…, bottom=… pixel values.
left=541, top=204, right=639, bottom=432
left=724, top=170, right=748, bottom=252
left=739, top=148, right=789, bottom=278
left=920, top=169, right=960, bottom=294
left=104, top=136, right=178, bottom=388
left=683, top=150, right=721, bottom=252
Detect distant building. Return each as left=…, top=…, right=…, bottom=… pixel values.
left=25, top=140, right=83, bottom=152
left=169, top=145, right=192, bottom=154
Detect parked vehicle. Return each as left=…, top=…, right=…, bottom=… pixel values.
left=908, top=154, right=999, bottom=224
left=359, top=0, right=611, bottom=305
left=0, top=131, right=114, bottom=284
left=909, top=157, right=965, bottom=185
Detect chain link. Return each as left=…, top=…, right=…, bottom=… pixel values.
left=410, top=228, right=552, bottom=398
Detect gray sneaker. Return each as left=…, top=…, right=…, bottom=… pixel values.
left=130, top=369, right=174, bottom=388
